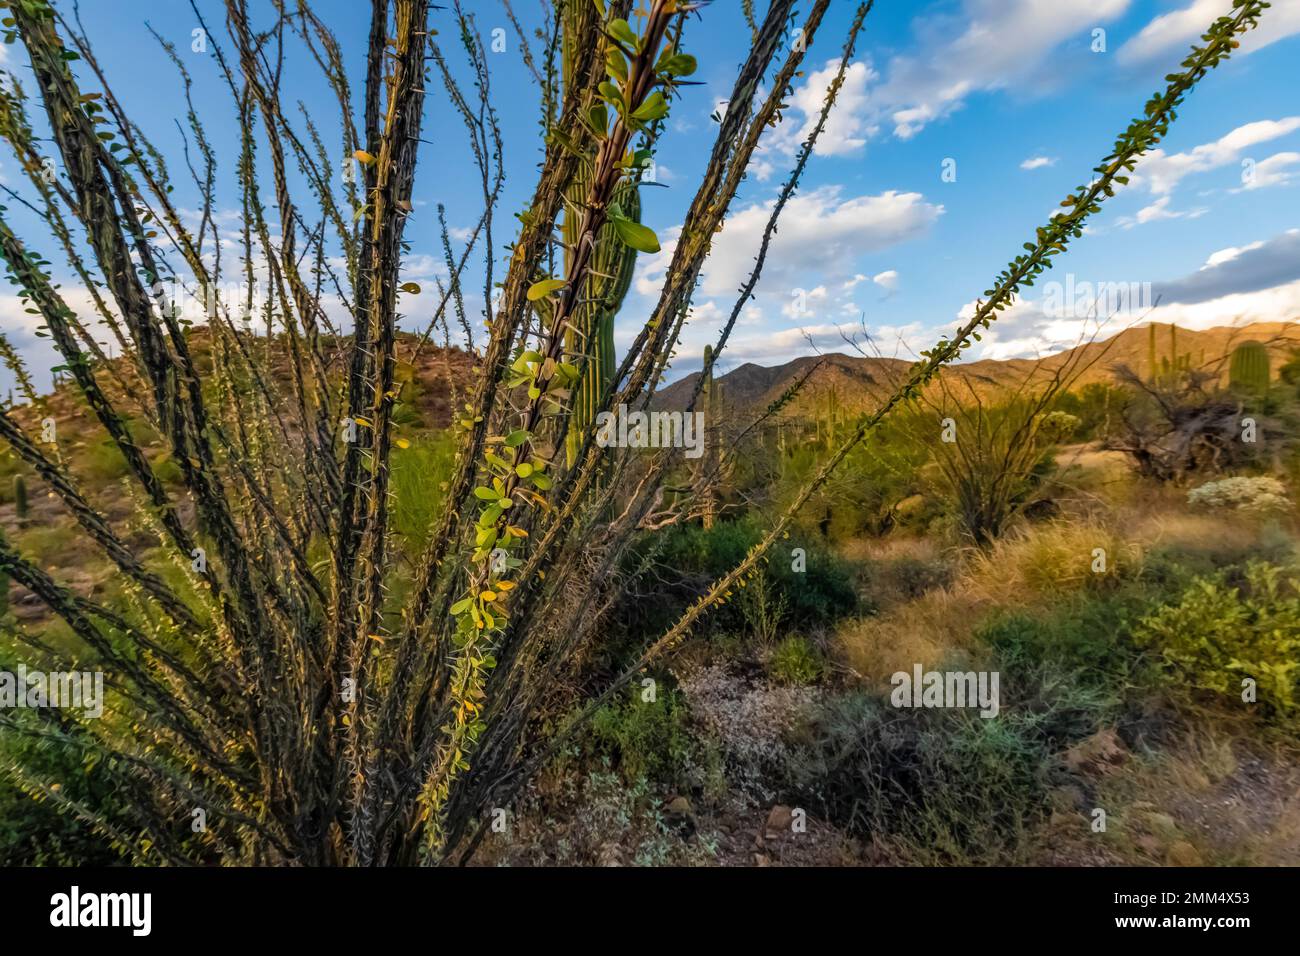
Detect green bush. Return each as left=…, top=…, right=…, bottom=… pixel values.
left=589, top=687, right=695, bottom=788
left=768, top=635, right=824, bottom=685
left=80, top=439, right=130, bottom=482
left=0, top=724, right=125, bottom=865
left=1135, top=560, right=1300, bottom=719
left=648, top=517, right=858, bottom=627
left=977, top=597, right=1145, bottom=746
left=1050, top=382, right=1125, bottom=441
left=776, top=414, right=931, bottom=542
left=790, top=692, right=1050, bottom=864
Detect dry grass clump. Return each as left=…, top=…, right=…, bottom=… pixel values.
left=965, top=519, right=1143, bottom=606
left=835, top=586, right=984, bottom=685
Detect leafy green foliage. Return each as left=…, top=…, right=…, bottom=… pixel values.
left=1136, top=561, right=1300, bottom=720
left=790, top=692, right=1051, bottom=864
left=0, top=729, right=124, bottom=865
left=768, top=635, right=824, bottom=685
left=627, top=517, right=858, bottom=640
left=589, top=687, right=695, bottom=788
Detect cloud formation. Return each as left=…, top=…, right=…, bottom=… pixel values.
left=1118, top=0, right=1300, bottom=65
left=1132, top=117, right=1300, bottom=195
left=635, top=186, right=941, bottom=304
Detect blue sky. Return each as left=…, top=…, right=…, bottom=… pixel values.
left=1, top=0, right=1298, bottom=391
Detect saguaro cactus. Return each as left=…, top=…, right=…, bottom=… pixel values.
left=1149, top=323, right=1191, bottom=384
left=700, top=344, right=718, bottom=529
left=13, top=473, right=27, bottom=523
left=822, top=385, right=839, bottom=446
left=562, top=0, right=642, bottom=468
left=1229, top=340, right=1270, bottom=393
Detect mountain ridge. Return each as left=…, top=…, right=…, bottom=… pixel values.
left=652, top=321, right=1300, bottom=415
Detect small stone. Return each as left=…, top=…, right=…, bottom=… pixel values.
left=764, top=804, right=793, bottom=841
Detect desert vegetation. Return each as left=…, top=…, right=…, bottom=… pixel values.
left=0, top=0, right=1294, bottom=869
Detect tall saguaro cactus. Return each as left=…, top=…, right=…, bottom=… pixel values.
left=700, top=344, right=719, bottom=529
left=1229, top=340, right=1270, bottom=393
left=12, top=473, right=27, bottom=524
left=562, top=0, right=643, bottom=468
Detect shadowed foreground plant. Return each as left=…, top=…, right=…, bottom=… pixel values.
left=0, top=0, right=1268, bottom=865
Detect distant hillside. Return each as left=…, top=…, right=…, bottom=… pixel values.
left=653, top=321, right=1300, bottom=415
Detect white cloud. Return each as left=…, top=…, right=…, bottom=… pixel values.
left=1116, top=195, right=1208, bottom=228
left=672, top=186, right=940, bottom=301
left=1202, top=240, right=1266, bottom=270
left=762, top=0, right=1130, bottom=155
left=1020, top=155, right=1057, bottom=170
left=783, top=60, right=878, bottom=156
left=782, top=285, right=829, bottom=318
left=1132, top=117, right=1300, bottom=194
left=872, top=270, right=900, bottom=293
left=1118, top=0, right=1300, bottom=65
left=1235, top=151, right=1300, bottom=192
left=872, top=0, right=1130, bottom=139
left=0, top=287, right=113, bottom=394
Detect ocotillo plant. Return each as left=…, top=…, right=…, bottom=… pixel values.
left=0, top=0, right=1268, bottom=867
left=1229, top=340, right=1271, bottom=393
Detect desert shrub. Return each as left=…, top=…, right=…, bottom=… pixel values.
left=864, top=551, right=953, bottom=606
left=768, top=635, right=824, bottom=686
left=977, top=598, right=1147, bottom=745
left=78, top=439, right=129, bottom=482
left=789, top=691, right=1050, bottom=864
left=1135, top=561, right=1300, bottom=720
left=1039, top=410, right=1081, bottom=443
left=622, top=517, right=859, bottom=642
left=1187, top=476, right=1290, bottom=515
left=500, top=769, right=719, bottom=867
left=735, top=567, right=788, bottom=647
left=779, top=415, right=931, bottom=542
left=1139, top=516, right=1296, bottom=591
left=1051, top=382, right=1126, bottom=440
left=588, top=687, right=696, bottom=789
left=147, top=449, right=183, bottom=486
left=13, top=524, right=82, bottom=568
left=923, top=394, right=1079, bottom=546
left=677, top=663, right=818, bottom=800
